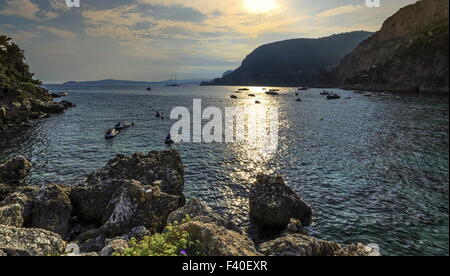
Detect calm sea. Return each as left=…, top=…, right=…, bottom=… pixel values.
left=0, top=84, right=448, bottom=256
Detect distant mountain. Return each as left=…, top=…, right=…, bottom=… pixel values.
left=203, top=31, right=373, bottom=86
left=62, top=78, right=208, bottom=86
left=334, top=0, right=449, bottom=93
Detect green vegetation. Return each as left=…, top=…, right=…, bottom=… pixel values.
left=0, top=35, right=41, bottom=93
left=114, top=215, right=204, bottom=257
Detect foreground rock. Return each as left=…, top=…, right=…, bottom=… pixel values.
left=0, top=225, right=65, bottom=256
left=32, top=184, right=73, bottom=238
left=167, top=198, right=241, bottom=233
left=71, top=150, right=186, bottom=239
left=0, top=156, right=31, bottom=187
left=249, top=175, right=313, bottom=233
left=0, top=154, right=380, bottom=257
left=259, top=234, right=380, bottom=256
left=181, top=221, right=261, bottom=256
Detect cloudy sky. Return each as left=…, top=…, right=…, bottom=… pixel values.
left=0, top=0, right=416, bottom=83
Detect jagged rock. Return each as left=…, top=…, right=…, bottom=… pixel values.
left=0, top=225, right=65, bottom=256
left=32, top=184, right=73, bottom=238
left=180, top=221, right=261, bottom=256
left=167, top=198, right=241, bottom=233
left=1, top=186, right=38, bottom=225
left=0, top=204, right=24, bottom=227
left=74, top=179, right=184, bottom=241
left=249, top=175, right=313, bottom=232
left=71, top=150, right=185, bottom=223
left=259, top=234, right=341, bottom=256
left=100, top=238, right=129, bottom=256
left=259, top=234, right=381, bottom=256
left=30, top=99, right=65, bottom=114
left=0, top=156, right=32, bottom=186
left=59, top=100, right=76, bottom=108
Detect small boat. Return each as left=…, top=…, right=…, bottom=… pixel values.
left=269, top=89, right=280, bottom=92
left=327, top=94, right=341, bottom=100
left=248, top=94, right=256, bottom=97
left=230, top=95, right=238, bottom=99
left=115, top=122, right=133, bottom=130
left=298, top=87, right=308, bottom=91
left=255, top=100, right=261, bottom=104
left=238, top=88, right=249, bottom=91
left=234, top=91, right=242, bottom=93
left=265, top=91, right=279, bottom=96
left=146, top=87, right=152, bottom=91
left=295, top=98, right=302, bottom=102
left=105, top=129, right=119, bottom=139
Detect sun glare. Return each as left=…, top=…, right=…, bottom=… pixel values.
left=244, top=0, right=280, bottom=14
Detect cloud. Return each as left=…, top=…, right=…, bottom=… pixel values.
left=37, top=26, right=77, bottom=39
left=0, top=0, right=61, bottom=21
left=0, top=0, right=41, bottom=20
left=81, top=1, right=307, bottom=42
left=316, top=5, right=364, bottom=18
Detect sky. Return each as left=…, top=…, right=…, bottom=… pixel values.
left=0, top=0, right=417, bottom=83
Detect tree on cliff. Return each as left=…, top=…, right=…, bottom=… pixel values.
left=0, top=35, right=41, bottom=92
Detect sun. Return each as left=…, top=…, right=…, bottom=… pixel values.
left=244, top=0, right=280, bottom=14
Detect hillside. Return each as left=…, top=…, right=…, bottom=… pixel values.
left=0, top=35, right=73, bottom=130
left=204, top=31, right=373, bottom=86
left=335, top=0, right=449, bottom=93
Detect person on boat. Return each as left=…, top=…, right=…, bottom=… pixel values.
left=165, top=133, right=174, bottom=145
left=156, top=112, right=161, bottom=118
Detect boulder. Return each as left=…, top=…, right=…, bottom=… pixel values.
left=259, top=234, right=381, bottom=256
left=0, top=204, right=24, bottom=227
left=180, top=221, right=260, bottom=256
left=249, top=175, right=313, bottom=231
left=32, top=184, right=73, bottom=238
left=86, top=150, right=184, bottom=196
left=167, top=198, right=241, bottom=233
left=0, top=156, right=32, bottom=186
left=74, top=179, right=184, bottom=240
left=71, top=150, right=186, bottom=238
left=0, top=225, right=65, bottom=256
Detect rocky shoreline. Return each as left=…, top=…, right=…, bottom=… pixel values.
left=0, top=86, right=75, bottom=130
left=0, top=151, right=379, bottom=256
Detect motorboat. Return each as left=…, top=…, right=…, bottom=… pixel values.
left=105, top=129, right=119, bottom=139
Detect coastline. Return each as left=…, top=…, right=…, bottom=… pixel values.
left=0, top=151, right=380, bottom=256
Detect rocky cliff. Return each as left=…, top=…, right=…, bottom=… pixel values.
left=0, top=35, right=74, bottom=130
left=203, top=31, right=373, bottom=87
left=335, top=0, right=449, bottom=93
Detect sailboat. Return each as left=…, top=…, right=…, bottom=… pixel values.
left=166, top=73, right=182, bottom=87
